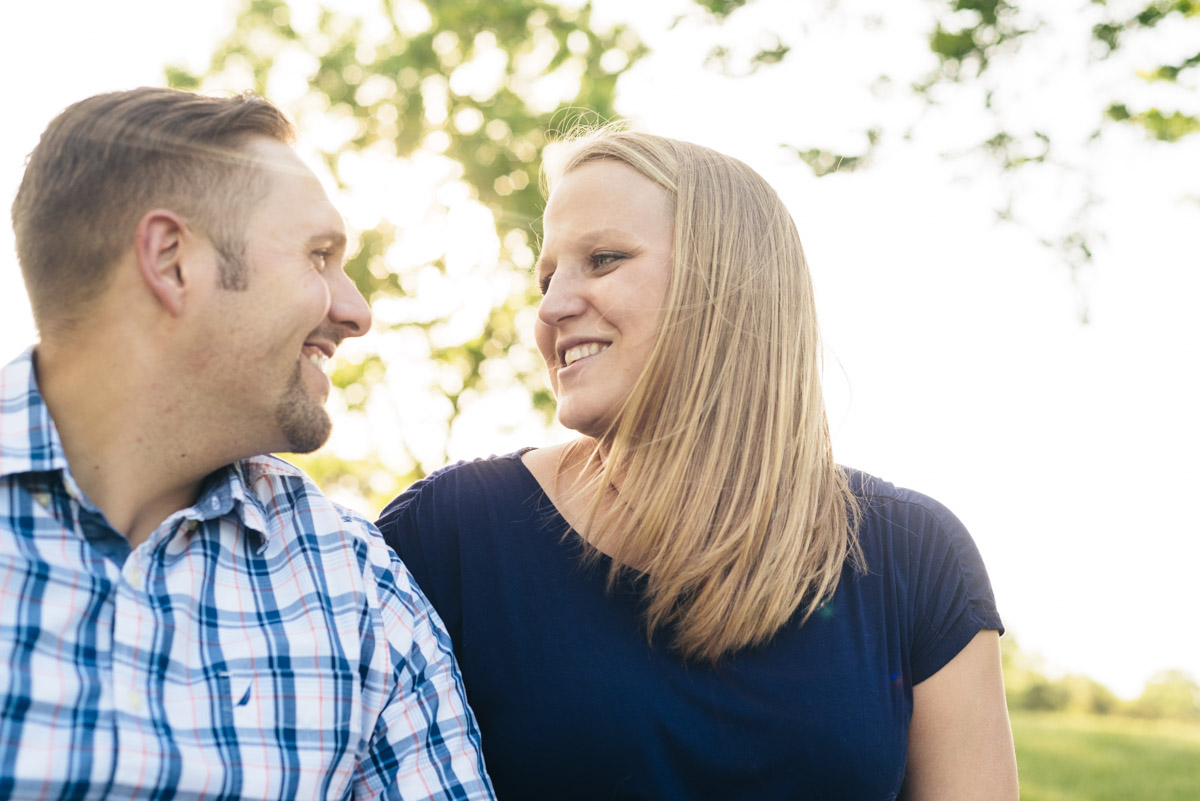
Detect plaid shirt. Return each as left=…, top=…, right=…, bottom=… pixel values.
left=0, top=349, right=494, bottom=801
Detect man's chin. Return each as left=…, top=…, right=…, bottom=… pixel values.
left=274, top=388, right=333, bottom=454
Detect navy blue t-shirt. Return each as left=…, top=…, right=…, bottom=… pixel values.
left=377, top=451, right=1002, bottom=801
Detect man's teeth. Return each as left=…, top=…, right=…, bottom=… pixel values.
left=563, top=343, right=608, bottom=366
left=307, top=351, right=329, bottom=372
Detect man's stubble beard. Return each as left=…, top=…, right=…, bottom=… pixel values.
left=274, top=361, right=332, bottom=453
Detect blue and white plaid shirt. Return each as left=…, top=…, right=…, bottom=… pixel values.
left=0, top=349, right=494, bottom=800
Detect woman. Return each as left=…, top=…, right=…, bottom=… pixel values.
left=377, top=129, right=1018, bottom=799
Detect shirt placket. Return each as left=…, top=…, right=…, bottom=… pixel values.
left=108, top=540, right=163, bottom=797
left=55, top=470, right=170, bottom=798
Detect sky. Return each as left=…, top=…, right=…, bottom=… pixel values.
left=2, top=0, right=1198, bottom=700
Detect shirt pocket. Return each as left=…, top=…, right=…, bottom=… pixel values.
left=228, top=668, right=355, bottom=734
left=223, top=668, right=360, bottom=799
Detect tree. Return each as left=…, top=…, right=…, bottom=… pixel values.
left=181, top=0, right=1196, bottom=509
left=1002, top=636, right=1123, bottom=715
left=1129, top=669, right=1200, bottom=719
left=170, top=0, right=643, bottom=511
left=688, top=0, right=1199, bottom=320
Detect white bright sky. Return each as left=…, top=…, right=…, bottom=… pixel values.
left=2, top=0, right=1197, bottom=700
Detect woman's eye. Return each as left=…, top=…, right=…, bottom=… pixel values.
left=591, top=252, right=625, bottom=270
left=538, top=272, right=553, bottom=295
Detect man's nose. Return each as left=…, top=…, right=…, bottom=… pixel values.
left=328, top=270, right=372, bottom=338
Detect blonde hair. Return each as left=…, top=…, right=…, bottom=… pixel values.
left=544, top=129, right=863, bottom=663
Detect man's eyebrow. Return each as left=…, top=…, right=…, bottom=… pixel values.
left=308, top=231, right=348, bottom=250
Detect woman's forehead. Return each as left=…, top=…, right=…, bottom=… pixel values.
left=544, top=160, right=671, bottom=228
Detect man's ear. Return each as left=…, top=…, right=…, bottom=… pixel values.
left=134, top=209, right=194, bottom=316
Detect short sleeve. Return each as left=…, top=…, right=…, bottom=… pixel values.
left=899, top=494, right=1003, bottom=685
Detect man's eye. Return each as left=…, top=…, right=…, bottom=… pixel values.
left=312, top=250, right=331, bottom=270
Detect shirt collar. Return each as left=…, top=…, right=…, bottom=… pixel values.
left=191, top=462, right=272, bottom=549
left=0, top=347, right=69, bottom=478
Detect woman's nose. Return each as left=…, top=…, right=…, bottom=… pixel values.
left=536, top=267, right=587, bottom=326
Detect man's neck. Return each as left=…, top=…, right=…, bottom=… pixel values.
left=34, top=342, right=220, bottom=550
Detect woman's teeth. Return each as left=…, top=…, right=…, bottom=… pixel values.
left=563, top=342, right=609, bottom=366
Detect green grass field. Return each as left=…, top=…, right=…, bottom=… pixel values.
left=1012, top=711, right=1200, bottom=800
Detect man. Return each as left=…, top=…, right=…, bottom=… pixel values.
left=0, top=88, right=494, bottom=800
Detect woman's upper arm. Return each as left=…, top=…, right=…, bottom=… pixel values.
left=904, top=629, right=1019, bottom=801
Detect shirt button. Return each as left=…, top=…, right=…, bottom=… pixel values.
left=129, top=691, right=143, bottom=712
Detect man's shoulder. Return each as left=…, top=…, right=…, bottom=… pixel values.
left=235, top=453, right=375, bottom=538
left=238, top=452, right=319, bottom=487
left=231, top=453, right=425, bottom=599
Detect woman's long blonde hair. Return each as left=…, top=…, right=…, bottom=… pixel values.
left=544, top=129, right=862, bottom=663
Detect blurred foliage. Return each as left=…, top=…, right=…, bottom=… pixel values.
left=172, top=0, right=643, bottom=511
left=1128, top=670, right=1200, bottom=720
left=782, top=128, right=880, bottom=177
left=690, top=0, right=751, bottom=21
left=921, top=0, right=1037, bottom=86
left=1003, top=636, right=1200, bottom=720
left=1106, top=103, right=1200, bottom=141
left=1092, top=0, right=1200, bottom=141
left=698, top=0, right=1198, bottom=319
left=180, top=0, right=1197, bottom=508
left=704, top=0, right=1199, bottom=162
left=703, top=37, right=790, bottom=77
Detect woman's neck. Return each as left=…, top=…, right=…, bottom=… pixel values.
left=521, top=439, right=632, bottom=561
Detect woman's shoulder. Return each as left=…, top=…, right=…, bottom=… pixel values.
left=381, top=448, right=536, bottom=515
left=842, top=466, right=1003, bottom=645
left=846, top=467, right=956, bottom=518
left=844, top=467, right=994, bottom=594
left=375, top=448, right=555, bottom=600
left=429, top=448, right=535, bottom=484
left=843, top=467, right=974, bottom=551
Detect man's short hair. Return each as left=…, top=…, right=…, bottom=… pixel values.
left=12, top=87, right=296, bottom=335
